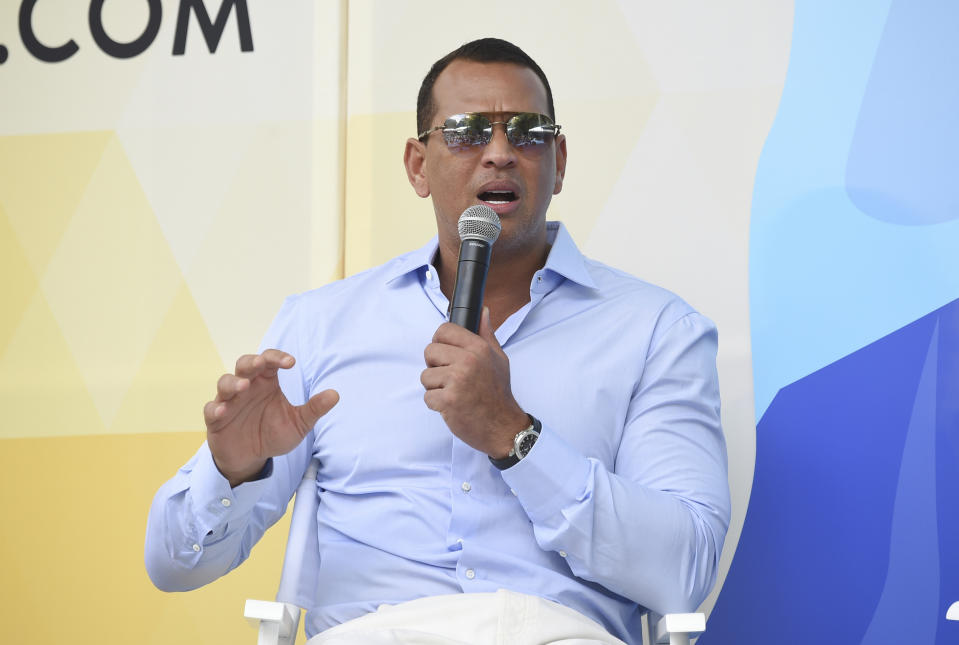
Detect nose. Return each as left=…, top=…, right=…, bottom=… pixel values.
left=480, top=123, right=517, bottom=168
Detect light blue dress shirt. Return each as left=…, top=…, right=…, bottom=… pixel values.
left=145, top=222, right=730, bottom=643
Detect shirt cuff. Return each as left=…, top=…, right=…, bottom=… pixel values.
left=188, top=444, right=274, bottom=542
left=500, top=422, right=592, bottom=524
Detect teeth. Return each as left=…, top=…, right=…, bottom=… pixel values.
left=480, top=190, right=515, bottom=204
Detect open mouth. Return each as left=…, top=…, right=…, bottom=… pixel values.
left=478, top=190, right=518, bottom=204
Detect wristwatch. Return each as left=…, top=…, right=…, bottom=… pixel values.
left=489, top=414, right=541, bottom=470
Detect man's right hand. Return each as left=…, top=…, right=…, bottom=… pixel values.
left=203, top=349, right=339, bottom=487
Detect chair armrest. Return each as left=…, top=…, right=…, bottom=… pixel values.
left=655, top=612, right=706, bottom=645
left=244, top=599, right=301, bottom=645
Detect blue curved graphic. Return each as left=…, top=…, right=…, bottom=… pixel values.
left=749, top=0, right=959, bottom=420
left=934, top=301, right=959, bottom=643
left=707, top=0, right=959, bottom=642
left=845, top=0, right=959, bottom=226
left=703, top=299, right=959, bottom=644
left=855, top=321, right=940, bottom=645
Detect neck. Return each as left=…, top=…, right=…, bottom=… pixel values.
left=436, top=237, right=549, bottom=330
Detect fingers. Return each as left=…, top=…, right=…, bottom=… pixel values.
left=433, top=313, right=503, bottom=357
left=235, top=350, right=294, bottom=379
left=261, top=348, right=296, bottom=369
left=203, top=400, right=223, bottom=426
left=422, top=315, right=497, bottom=399
left=221, top=349, right=295, bottom=399
left=423, top=387, right=446, bottom=412
left=420, top=365, right=448, bottom=390
left=426, top=319, right=494, bottom=367
left=204, top=396, right=236, bottom=430
left=206, top=376, right=246, bottom=430
left=423, top=340, right=462, bottom=368
left=477, top=307, right=500, bottom=349
left=297, top=389, right=340, bottom=429
left=206, top=349, right=297, bottom=428
left=215, top=372, right=250, bottom=402
left=431, top=321, right=478, bottom=346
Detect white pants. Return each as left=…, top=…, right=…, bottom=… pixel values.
left=307, top=589, right=627, bottom=645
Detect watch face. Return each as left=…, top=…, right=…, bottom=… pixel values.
left=516, top=432, right=538, bottom=458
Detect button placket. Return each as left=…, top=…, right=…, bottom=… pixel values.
left=448, top=441, right=485, bottom=563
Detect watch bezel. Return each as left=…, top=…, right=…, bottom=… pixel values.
left=514, top=427, right=540, bottom=459
left=489, top=415, right=542, bottom=470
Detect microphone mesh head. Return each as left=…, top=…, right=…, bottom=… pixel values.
left=458, top=205, right=502, bottom=244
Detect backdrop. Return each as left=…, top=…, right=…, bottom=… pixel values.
left=1, top=1, right=954, bottom=644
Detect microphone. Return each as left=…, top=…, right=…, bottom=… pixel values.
left=449, top=205, right=501, bottom=332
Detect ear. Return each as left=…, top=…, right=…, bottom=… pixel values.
left=404, top=138, right=431, bottom=198
left=552, top=134, right=567, bottom=195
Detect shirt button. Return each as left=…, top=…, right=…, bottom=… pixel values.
left=559, top=551, right=568, bottom=558
left=192, top=544, right=201, bottom=552
left=220, top=498, right=231, bottom=507
left=426, top=270, right=432, bottom=280
left=510, top=489, right=517, bottom=496
left=461, top=482, right=471, bottom=492
left=465, top=569, right=475, bottom=580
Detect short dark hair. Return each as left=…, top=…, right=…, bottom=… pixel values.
left=416, top=38, right=555, bottom=138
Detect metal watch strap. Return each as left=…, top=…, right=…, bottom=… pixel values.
left=489, top=414, right=541, bottom=470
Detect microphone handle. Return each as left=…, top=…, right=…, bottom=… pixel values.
left=449, top=238, right=493, bottom=333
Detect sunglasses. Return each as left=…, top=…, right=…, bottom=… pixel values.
left=418, top=112, right=562, bottom=149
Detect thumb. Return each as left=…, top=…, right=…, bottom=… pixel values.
left=298, top=388, right=339, bottom=428
left=478, top=307, right=501, bottom=349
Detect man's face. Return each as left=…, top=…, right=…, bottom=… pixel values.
left=407, top=59, right=567, bottom=257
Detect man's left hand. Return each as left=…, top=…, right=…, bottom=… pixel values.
left=421, top=308, right=529, bottom=458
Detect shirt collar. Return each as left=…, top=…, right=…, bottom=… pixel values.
left=541, top=221, right=598, bottom=290
left=383, top=221, right=598, bottom=290
left=383, top=236, right=440, bottom=286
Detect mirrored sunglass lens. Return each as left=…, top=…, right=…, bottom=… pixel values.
left=443, top=114, right=490, bottom=147
left=507, top=113, right=553, bottom=147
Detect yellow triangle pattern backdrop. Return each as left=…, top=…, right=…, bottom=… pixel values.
left=1, top=1, right=345, bottom=643
left=0, top=1, right=791, bottom=643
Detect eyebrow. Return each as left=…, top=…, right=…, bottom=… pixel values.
left=445, top=111, right=541, bottom=122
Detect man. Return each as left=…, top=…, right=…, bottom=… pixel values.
left=145, top=38, right=730, bottom=644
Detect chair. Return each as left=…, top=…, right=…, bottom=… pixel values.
left=245, top=459, right=706, bottom=645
